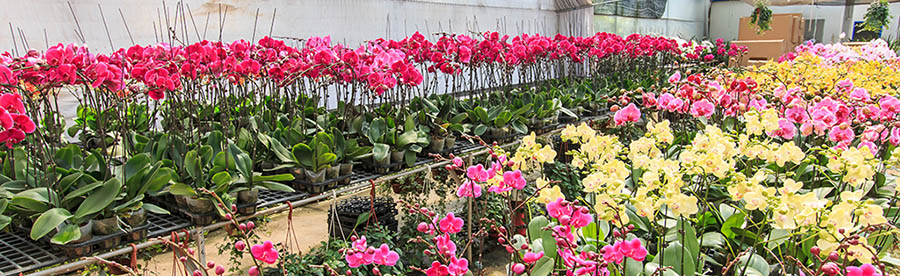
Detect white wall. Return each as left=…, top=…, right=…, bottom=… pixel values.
left=0, top=0, right=565, bottom=54
left=593, top=0, right=710, bottom=39
left=710, top=1, right=900, bottom=43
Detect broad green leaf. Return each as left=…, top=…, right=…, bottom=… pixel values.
left=230, top=144, right=253, bottom=179
left=61, top=180, right=104, bottom=205
left=0, top=215, right=9, bottom=230
left=625, top=256, right=643, bottom=276
left=211, top=171, right=233, bottom=193
left=657, top=241, right=696, bottom=276
left=373, top=143, right=390, bottom=162
left=12, top=188, right=52, bottom=212
left=474, top=124, right=488, bottom=136
left=143, top=203, right=170, bottom=215
left=144, top=167, right=174, bottom=193
left=528, top=216, right=549, bottom=239
left=256, top=181, right=295, bottom=192
left=184, top=150, right=200, bottom=180
left=700, top=232, right=726, bottom=249
left=736, top=254, right=770, bottom=276
left=168, top=183, right=198, bottom=197
left=31, top=208, right=72, bottom=240
left=541, top=230, right=557, bottom=259
left=51, top=223, right=82, bottom=245
left=354, top=212, right=371, bottom=228
left=766, top=228, right=791, bottom=249
left=252, top=173, right=294, bottom=182
left=665, top=218, right=699, bottom=258
left=531, top=256, right=554, bottom=276
left=721, top=212, right=745, bottom=240
left=73, top=178, right=121, bottom=219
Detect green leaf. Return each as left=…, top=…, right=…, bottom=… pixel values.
left=73, top=178, right=121, bottom=219
left=293, top=143, right=314, bottom=168
left=144, top=167, right=174, bottom=193
left=143, top=203, right=170, bottom=215
left=657, top=241, right=696, bottom=276
left=54, top=144, right=83, bottom=170
left=474, top=124, right=488, bottom=136
left=721, top=212, right=745, bottom=240
left=354, top=212, right=371, bottom=228
left=510, top=120, right=527, bottom=134
left=541, top=230, right=557, bottom=259
left=31, top=208, right=72, bottom=240
left=736, top=254, right=770, bottom=276
left=449, top=113, right=467, bottom=124
left=230, top=144, right=253, bottom=179
left=373, top=143, right=390, bottom=162
left=256, top=181, right=295, bottom=192
left=701, top=232, right=726, bottom=249
left=51, top=223, right=82, bottom=245
left=474, top=107, right=488, bottom=124
left=61, top=180, right=104, bottom=205
left=0, top=215, right=10, bottom=230
left=184, top=150, right=200, bottom=180
left=528, top=216, right=549, bottom=239
left=494, top=111, right=512, bottom=127
left=531, top=256, right=554, bottom=276
left=211, top=171, right=233, bottom=193
left=58, top=172, right=85, bottom=194
left=168, top=183, right=197, bottom=196
left=665, top=218, right=700, bottom=259
left=625, top=255, right=643, bottom=276
left=11, top=188, right=52, bottom=212
left=766, top=228, right=791, bottom=249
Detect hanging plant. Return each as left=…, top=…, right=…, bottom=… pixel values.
left=862, top=0, right=892, bottom=33
left=750, top=1, right=773, bottom=33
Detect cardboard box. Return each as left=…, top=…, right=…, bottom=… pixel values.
left=739, top=13, right=805, bottom=47
left=731, top=39, right=789, bottom=67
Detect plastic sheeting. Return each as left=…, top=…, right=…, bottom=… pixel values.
left=594, top=0, right=668, bottom=18
left=737, top=0, right=900, bottom=6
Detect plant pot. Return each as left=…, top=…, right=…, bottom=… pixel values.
left=92, top=216, right=120, bottom=236
left=306, top=168, right=326, bottom=184
left=326, top=165, right=340, bottom=180
left=430, top=137, right=445, bottom=153
left=123, top=208, right=147, bottom=227
left=375, top=154, right=391, bottom=168
left=390, top=151, right=403, bottom=164
left=445, top=136, right=457, bottom=149
left=73, top=221, right=94, bottom=243
left=175, top=195, right=187, bottom=209
left=238, top=188, right=259, bottom=205
left=291, top=168, right=307, bottom=182
left=339, top=163, right=354, bottom=176
left=182, top=196, right=215, bottom=214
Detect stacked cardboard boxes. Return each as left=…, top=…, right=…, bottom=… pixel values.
left=732, top=13, right=805, bottom=66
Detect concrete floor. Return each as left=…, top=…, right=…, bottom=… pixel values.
left=128, top=189, right=511, bottom=276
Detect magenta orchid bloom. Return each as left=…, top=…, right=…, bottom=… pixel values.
left=250, top=241, right=279, bottom=264
left=372, top=244, right=400, bottom=266
left=613, top=103, right=641, bottom=126
left=456, top=180, right=483, bottom=198
left=439, top=212, right=464, bottom=234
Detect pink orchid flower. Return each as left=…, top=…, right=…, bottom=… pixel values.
left=250, top=241, right=279, bottom=264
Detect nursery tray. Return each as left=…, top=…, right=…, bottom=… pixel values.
left=149, top=196, right=220, bottom=226
left=0, top=231, right=63, bottom=276
left=256, top=189, right=311, bottom=209
left=147, top=211, right=193, bottom=238
left=54, top=223, right=152, bottom=258
left=349, top=169, right=380, bottom=184
left=294, top=173, right=354, bottom=194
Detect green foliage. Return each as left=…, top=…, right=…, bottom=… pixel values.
left=862, top=0, right=893, bottom=33
left=750, top=1, right=773, bottom=33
